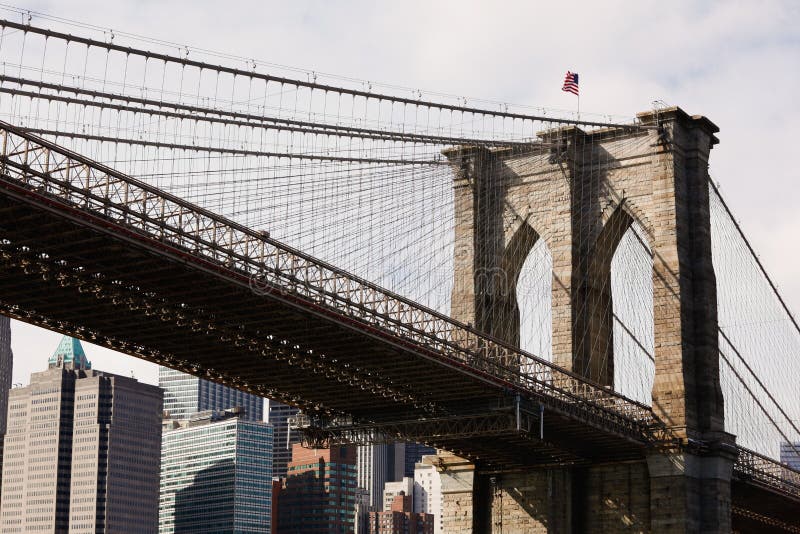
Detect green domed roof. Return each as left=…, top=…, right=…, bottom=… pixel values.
left=48, top=336, right=91, bottom=370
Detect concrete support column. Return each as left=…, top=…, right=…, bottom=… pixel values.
left=439, top=107, right=734, bottom=533
left=537, top=128, right=584, bottom=376
left=446, top=147, right=507, bottom=337
left=444, top=131, right=620, bottom=384
left=540, top=126, right=619, bottom=386
left=489, top=470, right=572, bottom=533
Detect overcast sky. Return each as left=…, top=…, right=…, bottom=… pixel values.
left=7, top=0, right=800, bottom=389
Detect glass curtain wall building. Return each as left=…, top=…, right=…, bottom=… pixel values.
left=781, top=442, right=800, bottom=470
left=0, top=316, right=11, bottom=506
left=268, top=401, right=300, bottom=479
left=159, top=367, right=263, bottom=421
left=357, top=444, right=404, bottom=511
left=159, top=413, right=273, bottom=533
left=278, top=444, right=357, bottom=534
left=402, top=443, right=436, bottom=477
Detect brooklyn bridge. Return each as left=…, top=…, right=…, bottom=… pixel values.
left=0, top=15, right=797, bottom=533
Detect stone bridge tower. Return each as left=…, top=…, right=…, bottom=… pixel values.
left=436, top=107, right=736, bottom=533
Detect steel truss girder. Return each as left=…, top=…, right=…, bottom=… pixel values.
left=294, top=408, right=583, bottom=468
left=0, top=243, right=436, bottom=417
left=0, top=122, right=661, bottom=443
left=297, top=413, right=536, bottom=446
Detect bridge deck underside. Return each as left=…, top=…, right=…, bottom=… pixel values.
left=732, top=479, right=800, bottom=532
left=0, top=175, right=649, bottom=469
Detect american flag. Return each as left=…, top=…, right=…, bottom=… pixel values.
left=562, top=71, right=579, bottom=95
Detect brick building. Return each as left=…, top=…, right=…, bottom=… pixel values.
left=277, top=443, right=357, bottom=533
left=367, top=492, right=434, bottom=534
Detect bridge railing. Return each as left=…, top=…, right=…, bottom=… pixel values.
left=735, top=446, right=800, bottom=499
left=0, top=122, right=658, bottom=438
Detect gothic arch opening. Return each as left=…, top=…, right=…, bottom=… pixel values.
left=488, top=221, right=553, bottom=372
left=572, top=206, right=636, bottom=386
left=574, top=203, right=655, bottom=398
left=485, top=221, right=540, bottom=348
left=469, top=217, right=553, bottom=374
left=513, top=230, right=553, bottom=363
left=609, top=219, right=655, bottom=404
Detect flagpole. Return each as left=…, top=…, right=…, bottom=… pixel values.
left=577, top=93, right=580, bottom=121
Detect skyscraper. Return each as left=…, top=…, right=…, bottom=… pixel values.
left=159, top=366, right=263, bottom=421
left=159, top=409, right=273, bottom=533
left=357, top=444, right=404, bottom=511
left=268, top=401, right=300, bottom=479
left=278, top=444, right=357, bottom=533
left=402, top=443, right=436, bottom=478
left=0, top=336, right=162, bottom=532
left=413, top=457, right=442, bottom=534
left=781, top=442, right=800, bottom=470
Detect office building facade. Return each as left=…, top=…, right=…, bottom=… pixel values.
left=413, top=458, right=442, bottom=534
left=357, top=444, right=404, bottom=511
left=0, top=336, right=162, bottom=533
left=781, top=442, right=800, bottom=470
left=267, top=401, right=300, bottom=479
left=278, top=444, right=357, bottom=533
left=0, top=317, right=11, bottom=504
left=159, top=410, right=273, bottom=533
left=159, top=366, right=263, bottom=421
left=367, top=492, right=434, bottom=534
left=382, top=478, right=413, bottom=512
left=375, top=462, right=441, bottom=534
left=402, top=443, right=435, bottom=478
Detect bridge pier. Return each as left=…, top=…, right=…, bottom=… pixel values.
left=647, top=447, right=735, bottom=533
left=435, top=450, right=735, bottom=533
left=482, top=469, right=573, bottom=533
left=433, top=452, right=573, bottom=533
left=435, top=453, right=659, bottom=533
left=434, top=452, right=478, bottom=532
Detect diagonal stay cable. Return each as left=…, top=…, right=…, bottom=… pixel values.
left=719, top=346, right=800, bottom=459
left=719, top=327, right=800, bottom=452
left=710, top=179, right=800, bottom=338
